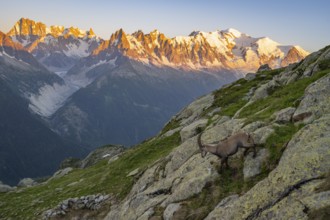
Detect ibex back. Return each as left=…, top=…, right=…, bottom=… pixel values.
left=198, top=132, right=256, bottom=171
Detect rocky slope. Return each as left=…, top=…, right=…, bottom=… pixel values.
left=0, top=45, right=328, bottom=219
left=105, top=46, right=330, bottom=220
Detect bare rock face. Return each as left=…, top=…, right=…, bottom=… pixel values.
left=79, top=145, right=125, bottom=168
left=163, top=203, right=181, bottom=220
left=175, top=93, right=214, bottom=126
left=257, top=64, right=271, bottom=72
left=274, top=107, right=296, bottom=123
left=250, top=79, right=280, bottom=102
left=17, top=178, right=37, bottom=187
left=293, top=73, right=330, bottom=124
left=180, top=118, right=208, bottom=142
left=243, top=148, right=270, bottom=180
left=245, top=73, right=256, bottom=81
left=48, top=167, right=73, bottom=181
left=7, top=18, right=47, bottom=37
left=105, top=135, right=219, bottom=220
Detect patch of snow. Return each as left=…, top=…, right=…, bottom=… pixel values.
left=28, top=82, right=79, bottom=117
left=2, top=51, right=15, bottom=59
left=21, top=37, right=30, bottom=47
left=224, top=28, right=242, bottom=38
left=63, top=39, right=90, bottom=58
left=54, top=71, right=68, bottom=78
left=292, top=45, right=310, bottom=56
left=203, top=31, right=227, bottom=49
left=102, top=154, right=111, bottom=158
left=64, top=57, right=117, bottom=89
left=174, top=36, right=190, bottom=45
left=255, top=37, right=283, bottom=57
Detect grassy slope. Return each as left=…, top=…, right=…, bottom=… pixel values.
left=1, top=63, right=329, bottom=219
left=0, top=133, right=180, bottom=219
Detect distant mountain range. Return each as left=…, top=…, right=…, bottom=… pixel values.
left=0, top=17, right=309, bottom=185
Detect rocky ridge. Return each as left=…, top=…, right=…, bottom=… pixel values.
left=6, top=18, right=308, bottom=73
left=7, top=18, right=102, bottom=71
left=91, top=28, right=308, bottom=72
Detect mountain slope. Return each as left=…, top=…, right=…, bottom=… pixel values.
left=51, top=56, right=237, bottom=147
left=7, top=18, right=102, bottom=72
left=0, top=45, right=328, bottom=219
left=0, top=31, right=83, bottom=117
left=0, top=78, right=86, bottom=186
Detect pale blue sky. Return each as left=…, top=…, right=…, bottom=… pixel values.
left=1, top=0, right=329, bottom=52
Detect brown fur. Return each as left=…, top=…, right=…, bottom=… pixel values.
left=198, top=132, right=256, bottom=171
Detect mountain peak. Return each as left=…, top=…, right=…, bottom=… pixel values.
left=223, top=28, right=242, bottom=38
left=7, top=17, right=47, bottom=36
left=8, top=18, right=98, bottom=40
left=189, top=30, right=201, bottom=37
left=0, top=30, right=23, bottom=50
left=88, top=28, right=95, bottom=37
left=109, top=28, right=130, bottom=49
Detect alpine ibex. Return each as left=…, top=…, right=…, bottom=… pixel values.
left=197, top=132, right=256, bottom=171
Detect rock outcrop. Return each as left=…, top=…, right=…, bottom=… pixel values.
left=17, top=178, right=37, bottom=187
left=0, top=181, right=15, bottom=192
left=44, top=194, right=110, bottom=219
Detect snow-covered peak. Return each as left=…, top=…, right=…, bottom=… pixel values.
left=291, top=45, right=310, bottom=56
left=223, top=28, right=242, bottom=38
left=254, top=37, right=281, bottom=56
left=62, top=27, right=87, bottom=38
left=7, top=17, right=47, bottom=37
left=91, top=27, right=309, bottom=72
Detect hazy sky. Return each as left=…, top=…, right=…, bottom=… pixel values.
left=1, top=0, right=329, bottom=52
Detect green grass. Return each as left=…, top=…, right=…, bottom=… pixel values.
left=239, top=69, right=329, bottom=124
left=0, top=132, right=180, bottom=219
left=160, top=118, right=181, bottom=135
left=263, top=123, right=304, bottom=170
left=319, top=58, right=330, bottom=71
left=205, top=68, right=283, bottom=118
